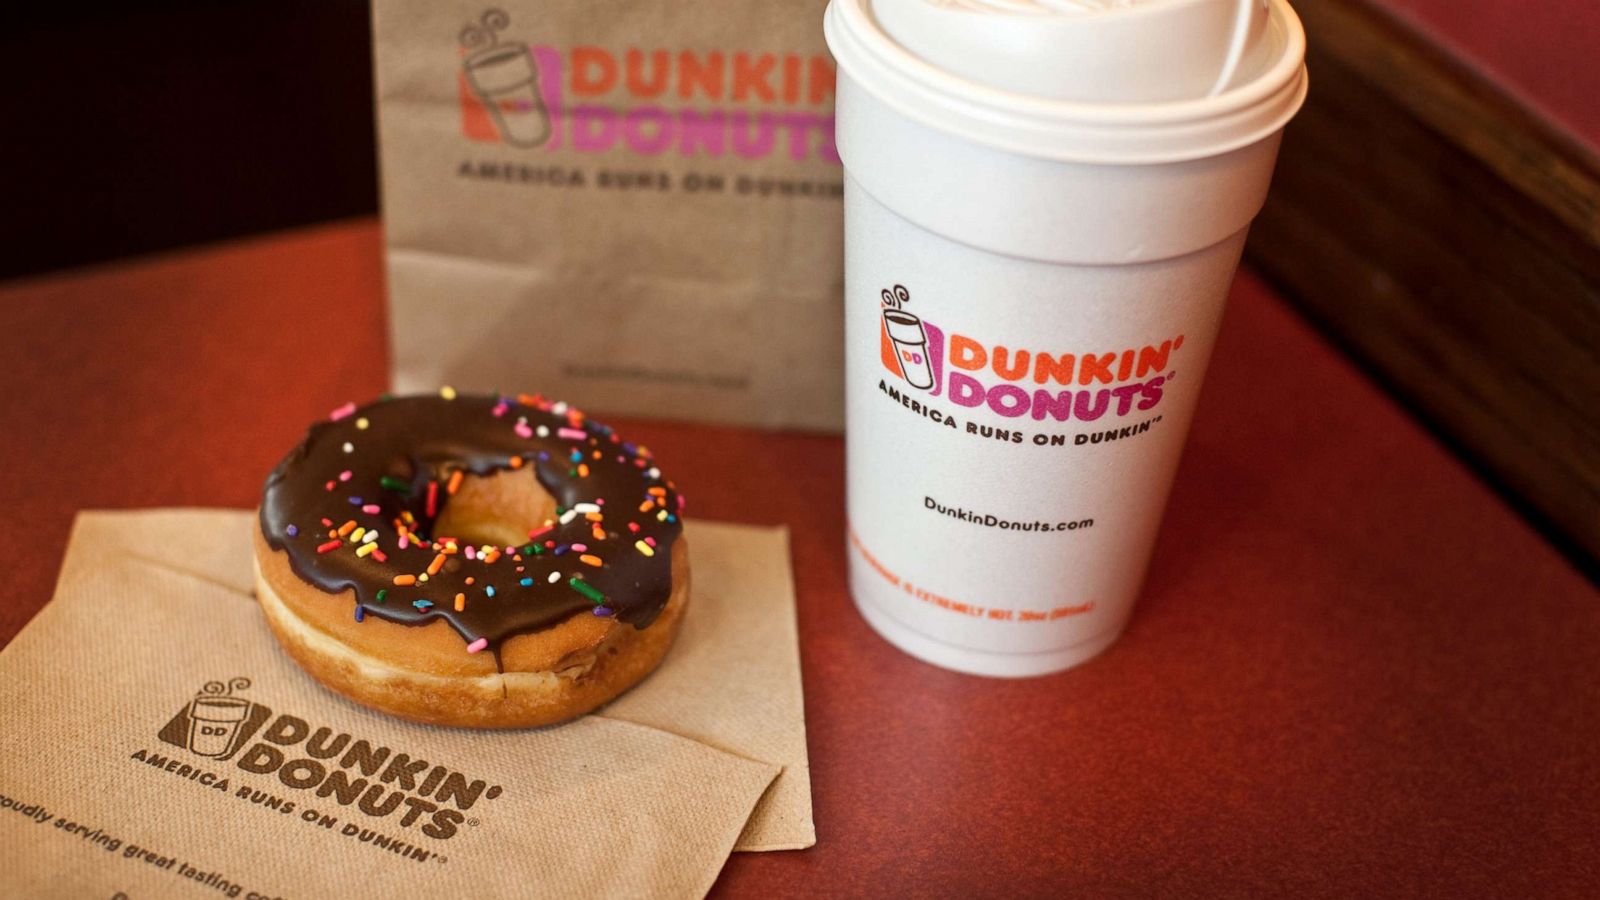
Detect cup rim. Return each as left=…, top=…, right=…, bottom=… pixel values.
left=191, top=695, right=251, bottom=710
left=466, top=42, right=532, bottom=68
left=826, top=0, right=1308, bottom=164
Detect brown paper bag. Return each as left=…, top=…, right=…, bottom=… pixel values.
left=375, top=0, right=844, bottom=430
left=0, top=510, right=812, bottom=899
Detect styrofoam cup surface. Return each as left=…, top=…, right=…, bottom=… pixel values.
left=827, top=0, right=1307, bottom=676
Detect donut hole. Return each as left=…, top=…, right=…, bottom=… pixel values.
left=432, top=466, right=558, bottom=548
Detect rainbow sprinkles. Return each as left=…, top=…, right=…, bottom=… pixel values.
left=260, top=390, right=685, bottom=659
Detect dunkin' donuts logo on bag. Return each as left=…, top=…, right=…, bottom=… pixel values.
left=456, top=8, right=839, bottom=163
left=878, top=284, right=1183, bottom=426
left=457, top=9, right=551, bottom=148
left=138, top=678, right=503, bottom=847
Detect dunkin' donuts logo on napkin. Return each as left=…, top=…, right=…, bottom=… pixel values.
left=141, top=678, right=503, bottom=848
left=157, top=678, right=270, bottom=761
left=877, top=284, right=1183, bottom=443
left=456, top=8, right=839, bottom=163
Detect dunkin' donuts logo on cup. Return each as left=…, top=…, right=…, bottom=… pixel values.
left=878, top=285, right=940, bottom=391
left=456, top=7, right=839, bottom=163
left=878, top=283, right=1184, bottom=424
left=157, top=678, right=270, bottom=761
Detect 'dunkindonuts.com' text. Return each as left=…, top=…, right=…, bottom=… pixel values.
left=922, top=496, right=1094, bottom=533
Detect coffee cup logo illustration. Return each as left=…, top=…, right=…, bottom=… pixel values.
left=880, top=284, right=937, bottom=390
left=157, top=678, right=271, bottom=761
left=459, top=9, right=551, bottom=148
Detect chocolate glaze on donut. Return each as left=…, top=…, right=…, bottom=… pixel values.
left=260, top=393, right=683, bottom=656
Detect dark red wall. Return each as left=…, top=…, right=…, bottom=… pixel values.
left=3, top=1, right=1591, bottom=281
left=1378, top=0, right=1599, bottom=148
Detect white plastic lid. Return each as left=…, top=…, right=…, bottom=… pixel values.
left=824, top=0, right=1307, bottom=163
left=873, top=0, right=1270, bottom=102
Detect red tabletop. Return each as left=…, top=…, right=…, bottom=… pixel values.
left=2, top=221, right=1594, bottom=896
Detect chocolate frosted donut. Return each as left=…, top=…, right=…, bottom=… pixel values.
left=252, top=391, right=689, bottom=728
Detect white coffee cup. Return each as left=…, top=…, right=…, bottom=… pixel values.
left=826, top=0, right=1307, bottom=676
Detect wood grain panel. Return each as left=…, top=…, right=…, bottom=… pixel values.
left=1248, top=0, right=1600, bottom=565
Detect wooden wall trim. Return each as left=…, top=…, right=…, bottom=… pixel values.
left=1246, top=0, right=1600, bottom=567
left=1301, top=1, right=1599, bottom=241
